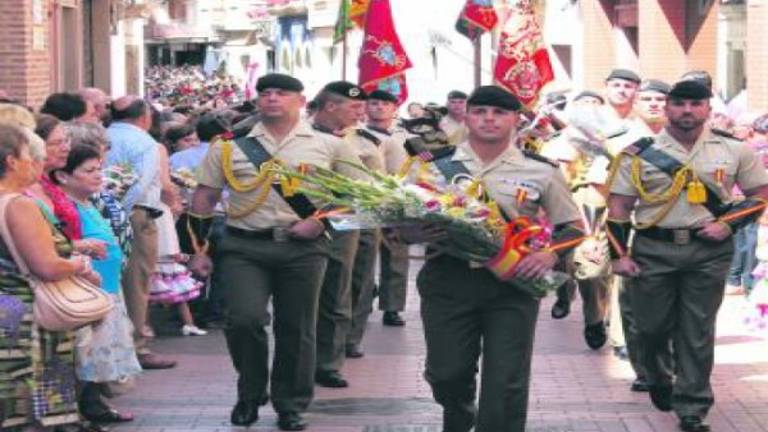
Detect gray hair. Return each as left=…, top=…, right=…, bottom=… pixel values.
left=63, top=121, right=108, bottom=151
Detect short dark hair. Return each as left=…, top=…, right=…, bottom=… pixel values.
left=40, top=92, right=87, bottom=121
left=196, top=111, right=230, bottom=142
left=314, top=90, right=347, bottom=110
left=0, top=123, right=30, bottom=178
left=164, top=123, right=196, bottom=150
left=51, top=144, right=102, bottom=185
left=34, top=113, right=62, bottom=142
left=111, top=99, right=149, bottom=122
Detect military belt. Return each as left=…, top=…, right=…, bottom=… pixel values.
left=635, top=226, right=701, bottom=245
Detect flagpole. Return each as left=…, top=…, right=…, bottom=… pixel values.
left=473, top=37, right=481, bottom=88
left=342, top=29, right=348, bottom=81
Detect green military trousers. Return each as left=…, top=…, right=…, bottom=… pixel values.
left=378, top=234, right=410, bottom=312
left=418, top=255, right=540, bottom=432
left=216, top=229, right=329, bottom=414
left=348, top=229, right=382, bottom=348
left=316, top=230, right=361, bottom=373
left=629, top=233, right=733, bottom=419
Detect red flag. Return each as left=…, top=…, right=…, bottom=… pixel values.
left=493, top=2, right=554, bottom=107
left=358, top=0, right=412, bottom=105
left=456, top=0, right=498, bottom=41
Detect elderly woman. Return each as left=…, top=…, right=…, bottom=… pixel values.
left=0, top=123, right=101, bottom=431
left=26, top=115, right=106, bottom=261
left=55, top=124, right=141, bottom=425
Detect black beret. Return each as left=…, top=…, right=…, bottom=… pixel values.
left=606, top=68, right=641, bottom=84
left=322, top=81, right=368, bottom=100
left=368, top=90, right=398, bottom=103
left=573, top=90, right=604, bottom=104
left=447, top=90, right=468, bottom=100
left=639, top=79, right=671, bottom=95
left=668, top=80, right=713, bottom=100
left=467, top=86, right=522, bottom=111
left=256, top=73, right=304, bottom=93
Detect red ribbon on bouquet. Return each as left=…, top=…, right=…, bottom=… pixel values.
left=485, top=217, right=545, bottom=280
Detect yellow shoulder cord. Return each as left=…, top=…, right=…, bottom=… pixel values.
left=220, top=140, right=287, bottom=219
left=396, top=156, right=430, bottom=180
left=221, top=140, right=272, bottom=193
left=629, top=156, right=692, bottom=229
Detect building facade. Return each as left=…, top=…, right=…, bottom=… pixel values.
left=0, top=0, right=148, bottom=108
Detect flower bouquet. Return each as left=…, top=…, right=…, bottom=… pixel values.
left=103, top=164, right=138, bottom=201
left=171, top=168, right=198, bottom=190
left=272, top=161, right=569, bottom=298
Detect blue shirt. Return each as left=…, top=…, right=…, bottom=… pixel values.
left=169, top=142, right=210, bottom=172
left=77, top=204, right=123, bottom=295
left=106, top=122, right=160, bottom=212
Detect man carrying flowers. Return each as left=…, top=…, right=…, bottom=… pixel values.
left=402, top=85, right=584, bottom=432
left=186, top=73, right=364, bottom=431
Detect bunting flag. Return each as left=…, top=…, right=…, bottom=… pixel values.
left=350, top=0, right=371, bottom=27
left=455, top=0, right=499, bottom=41
left=358, top=0, right=413, bottom=105
left=333, top=0, right=353, bottom=44
left=493, top=1, right=554, bottom=107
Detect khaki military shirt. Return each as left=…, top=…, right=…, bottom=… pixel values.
left=446, top=141, right=581, bottom=226
left=363, top=125, right=409, bottom=175
left=610, top=127, right=768, bottom=228
left=440, top=115, right=468, bottom=146
left=346, top=130, right=386, bottom=173
left=197, top=120, right=364, bottom=230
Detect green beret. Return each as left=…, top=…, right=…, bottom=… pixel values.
left=467, top=86, right=521, bottom=111
left=368, top=90, right=398, bottom=103
left=639, top=79, right=671, bottom=95
left=322, top=81, right=368, bottom=100
left=668, top=80, right=713, bottom=100
left=447, top=90, right=468, bottom=100
left=256, top=73, right=304, bottom=93
left=606, top=68, right=641, bottom=84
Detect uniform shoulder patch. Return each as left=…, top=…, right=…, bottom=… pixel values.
left=711, top=128, right=743, bottom=141
left=522, top=150, right=558, bottom=167
left=311, top=123, right=340, bottom=137
left=356, top=128, right=382, bottom=146
left=621, top=137, right=654, bottom=155
left=366, top=125, right=393, bottom=136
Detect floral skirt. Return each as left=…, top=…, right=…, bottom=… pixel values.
left=75, top=292, right=142, bottom=383
left=0, top=270, right=79, bottom=429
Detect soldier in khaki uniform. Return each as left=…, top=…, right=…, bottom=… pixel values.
left=605, top=79, right=671, bottom=392
left=310, top=81, right=369, bottom=389
left=607, top=80, right=768, bottom=432
left=188, top=74, right=364, bottom=431
left=439, top=90, right=469, bottom=146
left=347, top=90, right=411, bottom=358
left=406, top=86, right=584, bottom=432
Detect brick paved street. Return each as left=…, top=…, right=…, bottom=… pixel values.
left=111, top=266, right=768, bottom=432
